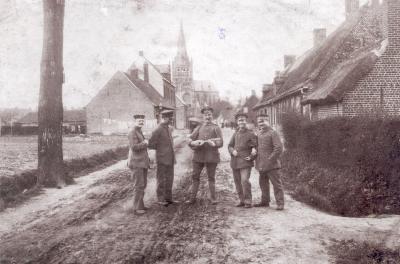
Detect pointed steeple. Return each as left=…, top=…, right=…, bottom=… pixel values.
left=177, top=21, right=188, bottom=59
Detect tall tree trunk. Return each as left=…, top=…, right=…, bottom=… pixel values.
left=38, top=0, right=70, bottom=187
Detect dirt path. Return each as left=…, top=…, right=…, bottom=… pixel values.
left=218, top=129, right=400, bottom=264
left=1, top=129, right=400, bottom=264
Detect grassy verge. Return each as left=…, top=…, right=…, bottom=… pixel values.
left=0, top=146, right=129, bottom=210
left=330, top=240, right=400, bottom=264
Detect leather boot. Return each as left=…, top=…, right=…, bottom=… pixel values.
left=209, top=181, right=217, bottom=204
left=191, top=181, right=200, bottom=200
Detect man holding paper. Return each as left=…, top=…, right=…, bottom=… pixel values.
left=186, top=106, right=223, bottom=204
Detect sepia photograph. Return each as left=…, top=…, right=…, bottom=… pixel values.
left=0, top=0, right=399, bottom=263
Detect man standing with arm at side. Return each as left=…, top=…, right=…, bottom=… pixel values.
left=254, top=113, right=284, bottom=210
left=228, top=113, right=257, bottom=208
left=148, top=110, right=176, bottom=206
left=127, top=114, right=150, bottom=215
left=186, top=106, right=223, bottom=205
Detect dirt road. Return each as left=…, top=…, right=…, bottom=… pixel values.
left=1, top=129, right=400, bottom=264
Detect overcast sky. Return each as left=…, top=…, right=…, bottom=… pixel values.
left=0, top=0, right=369, bottom=109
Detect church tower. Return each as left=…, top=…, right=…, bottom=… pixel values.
left=172, top=22, right=194, bottom=106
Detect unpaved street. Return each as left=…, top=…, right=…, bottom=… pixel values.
left=1, top=129, right=400, bottom=264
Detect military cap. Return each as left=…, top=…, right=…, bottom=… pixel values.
left=200, top=106, right=214, bottom=114
left=235, top=112, right=248, bottom=120
left=160, top=109, right=174, bottom=117
left=133, top=114, right=145, bottom=119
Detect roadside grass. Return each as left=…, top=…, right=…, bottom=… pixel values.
left=0, top=146, right=129, bottom=211
left=330, top=240, right=400, bottom=264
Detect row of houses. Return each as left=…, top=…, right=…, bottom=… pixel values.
left=254, top=0, right=400, bottom=125
left=0, top=110, right=86, bottom=136
left=4, top=23, right=220, bottom=136
left=85, top=23, right=220, bottom=134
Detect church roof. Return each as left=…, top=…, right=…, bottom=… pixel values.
left=194, top=80, right=217, bottom=92
left=177, top=22, right=188, bottom=58
left=174, top=22, right=190, bottom=64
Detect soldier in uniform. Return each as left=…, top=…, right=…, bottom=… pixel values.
left=186, top=106, right=223, bottom=204
left=127, top=114, right=150, bottom=215
left=148, top=109, right=176, bottom=206
left=254, top=113, right=284, bottom=210
left=228, top=113, right=257, bottom=208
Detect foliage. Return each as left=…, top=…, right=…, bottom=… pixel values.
left=330, top=240, right=400, bottom=264
left=281, top=112, right=400, bottom=216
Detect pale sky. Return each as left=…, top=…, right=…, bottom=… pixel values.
left=0, top=0, right=369, bottom=109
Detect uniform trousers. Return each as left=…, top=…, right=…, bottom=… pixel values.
left=132, top=168, right=148, bottom=210
left=232, top=167, right=252, bottom=205
left=156, top=163, right=174, bottom=202
left=259, top=169, right=284, bottom=206
left=191, top=162, right=218, bottom=200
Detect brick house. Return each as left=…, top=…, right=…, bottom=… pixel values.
left=86, top=53, right=176, bottom=135
left=254, top=0, right=400, bottom=124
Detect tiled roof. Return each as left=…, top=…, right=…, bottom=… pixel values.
left=124, top=73, right=175, bottom=109
left=255, top=4, right=386, bottom=107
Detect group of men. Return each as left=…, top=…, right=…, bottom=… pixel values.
left=127, top=106, right=284, bottom=215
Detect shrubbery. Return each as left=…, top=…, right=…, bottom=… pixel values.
left=281, top=112, right=400, bottom=216
left=330, top=240, right=400, bottom=264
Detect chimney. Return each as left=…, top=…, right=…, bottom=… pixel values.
left=274, top=71, right=286, bottom=91
left=127, top=68, right=139, bottom=80
left=274, top=71, right=285, bottom=83
left=387, top=0, right=400, bottom=51
left=138, top=50, right=149, bottom=82
left=313, top=28, right=327, bottom=47
left=251, top=89, right=256, bottom=97
left=262, top=84, right=273, bottom=91
left=284, top=55, right=296, bottom=68
left=143, top=63, right=149, bottom=83
left=262, top=84, right=274, bottom=97
left=345, top=0, right=360, bottom=19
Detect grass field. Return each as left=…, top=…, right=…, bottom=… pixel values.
left=0, top=135, right=128, bottom=177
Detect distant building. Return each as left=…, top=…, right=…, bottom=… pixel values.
left=172, top=23, right=194, bottom=107
left=254, top=0, right=400, bottom=124
left=194, top=80, right=219, bottom=107
left=172, top=23, right=219, bottom=119
left=13, top=109, right=86, bottom=135
left=86, top=54, right=176, bottom=135
left=241, top=90, right=259, bottom=125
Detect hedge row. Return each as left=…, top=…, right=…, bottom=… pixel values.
left=281, top=113, right=400, bottom=216
left=0, top=146, right=129, bottom=208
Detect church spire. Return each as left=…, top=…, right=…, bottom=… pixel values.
left=177, top=21, right=188, bottom=59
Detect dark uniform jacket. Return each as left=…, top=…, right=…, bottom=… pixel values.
left=127, top=126, right=150, bottom=169
left=189, top=122, right=223, bottom=163
left=148, top=122, right=175, bottom=165
left=228, top=127, right=257, bottom=169
left=255, top=126, right=283, bottom=172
